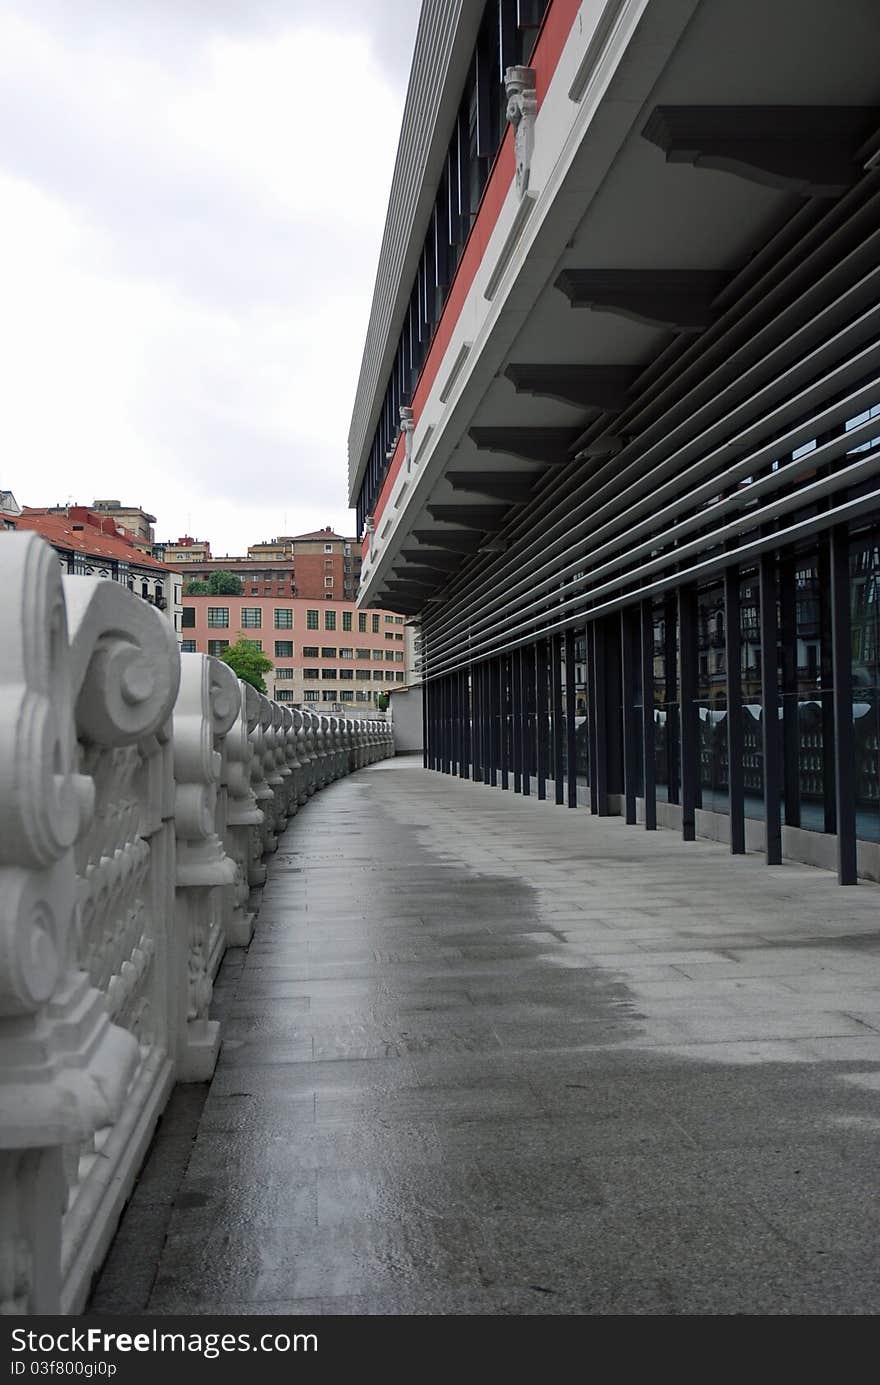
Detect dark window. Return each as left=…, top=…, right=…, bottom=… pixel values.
left=182, top=607, right=196, bottom=628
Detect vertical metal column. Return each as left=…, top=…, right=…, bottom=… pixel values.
left=442, top=675, right=450, bottom=775
left=621, top=608, right=638, bottom=826
left=536, top=638, right=548, bottom=800
left=664, top=591, right=680, bottom=804
left=500, top=655, right=510, bottom=790
left=565, top=628, right=577, bottom=808
left=678, top=583, right=699, bottom=842
left=482, top=662, right=492, bottom=784
left=436, top=678, right=443, bottom=773
left=779, top=555, right=801, bottom=829
left=759, top=553, right=782, bottom=865
left=488, top=658, right=499, bottom=787
left=479, top=664, right=485, bottom=786
left=512, top=648, right=522, bottom=793
left=422, top=678, right=428, bottom=769
left=818, top=537, right=837, bottom=835
left=451, top=670, right=459, bottom=776
left=456, top=668, right=465, bottom=778
left=586, top=625, right=599, bottom=814
left=830, top=524, right=857, bottom=885
left=724, top=566, right=745, bottom=854
left=552, top=632, right=564, bottom=805
left=493, top=653, right=498, bottom=786
left=640, top=599, right=656, bottom=830
left=520, top=645, right=531, bottom=797
left=471, top=663, right=482, bottom=782
left=591, top=623, right=611, bottom=815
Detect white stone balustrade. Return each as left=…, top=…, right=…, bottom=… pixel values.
left=0, top=533, right=394, bottom=1316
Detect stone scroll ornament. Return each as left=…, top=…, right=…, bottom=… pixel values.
left=505, top=65, right=537, bottom=196
left=172, top=653, right=239, bottom=1081
left=0, top=533, right=180, bottom=1312
left=224, top=679, right=264, bottom=945
left=400, top=405, right=415, bottom=472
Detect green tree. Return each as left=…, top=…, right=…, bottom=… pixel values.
left=206, top=570, right=244, bottom=595
left=183, top=579, right=211, bottom=595
left=220, top=639, right=274, bottom=693
left=376, top=692, right=390, bottom=711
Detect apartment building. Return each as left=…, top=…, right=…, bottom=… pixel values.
left=7, top=504, right=183, bottom=637
left=160, top=527, right=362, bottom=601
left=181, top=594, right=409, bottom=707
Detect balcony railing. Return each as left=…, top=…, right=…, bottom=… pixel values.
left=0, top=533, right=393, bottom=1315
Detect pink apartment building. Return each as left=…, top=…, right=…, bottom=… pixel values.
left=181, top=594, right=409, bottom=707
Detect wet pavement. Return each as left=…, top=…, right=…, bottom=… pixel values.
left=92, top=755, right=880, bottom=1315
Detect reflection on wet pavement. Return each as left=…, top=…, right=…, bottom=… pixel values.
left=92, top=755, right=880, bottom=1315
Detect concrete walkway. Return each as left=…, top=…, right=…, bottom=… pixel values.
left=92, top=755, right=880, bottom=1315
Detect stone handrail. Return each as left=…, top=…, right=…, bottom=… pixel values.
left=0, top=533, right=393, bottom=1315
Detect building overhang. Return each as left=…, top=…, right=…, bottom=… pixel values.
left=354, top=0, right=880, bottom=615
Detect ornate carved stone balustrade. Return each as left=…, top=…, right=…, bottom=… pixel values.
left=0, top=533, right=394, bottom=1316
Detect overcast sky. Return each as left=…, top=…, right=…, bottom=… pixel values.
left=0, top=0, right=418, bottom=554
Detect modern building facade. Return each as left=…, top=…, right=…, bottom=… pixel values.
left=160, top=527, right=363, bottom=602
left=349, top=0, right=880, bottom=883
left=7, top=504, right=183, bottom=637
left=181, top=594, right=409, bottom=707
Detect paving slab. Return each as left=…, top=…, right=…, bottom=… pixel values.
left=92, top=755, right=880, bottom=1316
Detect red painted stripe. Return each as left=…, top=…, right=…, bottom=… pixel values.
left=364, top=0, right=582, bottom=559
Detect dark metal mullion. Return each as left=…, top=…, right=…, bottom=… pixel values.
left=481, top=662, right=491, bottom=784
left=621, top=608, right=638, bottom=825
left=488, top=657, right=499, bottom=787
left=678, top=584, right=699, bottom=842
left=818, top=536, right=837, bottom=834
left=473, top=21, right=492, bottom=160
left=586, top=625, right=597, bottom=813
left=724, top=566, right=745, bottom=853
left=471, top=662, right=481, bottom=782
left=443, top=675, right=449, bottom=775
left=460, top=667, right=468, bottom=781
left=640, top=599, right=657, bottom=830
left=565, top=628, right=577, bottom=808
left=512, top=647, right=522, bottom=792
left=779, top=554, right=801, bottom=828
left=498, top=0, right=518, bottom=78
left=664, top=591, right=680, bottom=804
left=422, top=678, right=428, bottom=770
left=536, top=638, right=548, bottom=800
left=520, top=645, right=531, bottom=796
left=552, top=631, right=564, bottom=805
left=830, top=524, right=857, bottom=884
left=759, top=553, right=782, bottom=865
left=589, top=624, right=608, bottom=815
left=500, top=655, right=510, bottom=790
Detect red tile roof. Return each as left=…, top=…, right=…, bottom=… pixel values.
left=11, top=508, right=174, bottom=572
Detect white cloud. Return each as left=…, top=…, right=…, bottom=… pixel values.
left=0, top=5, right=414, bottom=550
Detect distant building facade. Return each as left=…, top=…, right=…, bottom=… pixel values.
left=155, top=535, right=213, bottom=565
left=7, top=505, right=183, bottom=638
left=181, top=593, right=409, bottom=707
left=159, top=526, right=363, bottom=602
